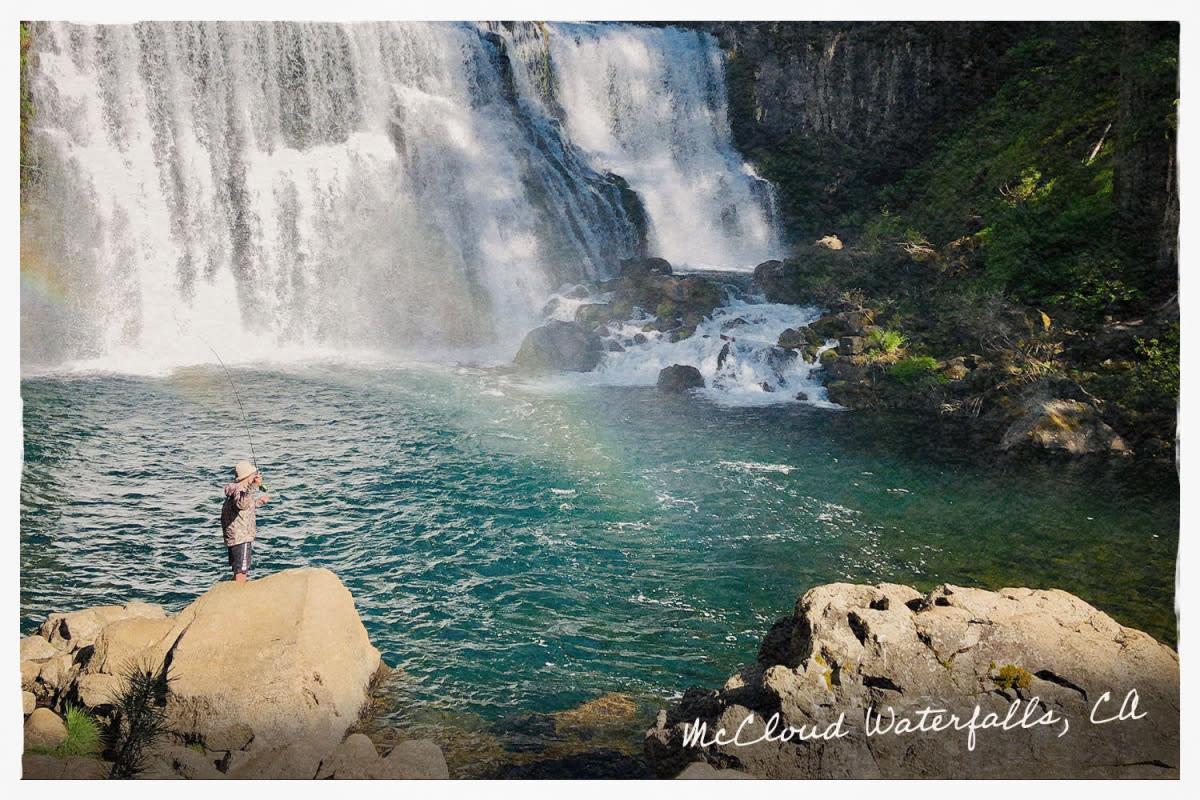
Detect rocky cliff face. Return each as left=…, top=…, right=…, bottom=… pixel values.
left=706, top=20, right=1177, bottom=278
left=707, top=22, right=1031, bottom=239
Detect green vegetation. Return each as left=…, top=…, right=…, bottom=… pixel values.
left=868, top=328, right=906, bottom=356
left=991, top=664, right=1033, bottom=691
left=106, top=659, right=173, bottom=779
left=872, top=27, right=1176, bottom=315
left=27, top=704, right=103, bottom=759
left=60, top=705, right=104, bottom=757
left=888, top=356, right=943, bottom=387
left=1131, top=323, right=1180, bottom=413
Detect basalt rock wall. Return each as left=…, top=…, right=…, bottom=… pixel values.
left=706, top=21, right=1033, bottom=240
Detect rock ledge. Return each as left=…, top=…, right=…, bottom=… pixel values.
left=646, top=582, right=1178, bottom=779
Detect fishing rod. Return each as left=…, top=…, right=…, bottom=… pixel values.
left=172, top=311, right=267, bottom=491
left=201, top=339, right=261, bottom=476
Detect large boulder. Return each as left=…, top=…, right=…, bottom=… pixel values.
left=21, top=568, right=389, bottom=779
left=164, top=568, right=384, bottom=754
left=1000, top=379, right=1129, bottom=455
left=619, top=256, right=673, bottom=277
left=89, top=614, right=178, bottom=676
left=513, top=321, right=603, bottom=373
left=646, top=582, right=1179, bottom=779
left=752, top=259, right=805, bottom=305
left=657, top=364, right=705, bottom=393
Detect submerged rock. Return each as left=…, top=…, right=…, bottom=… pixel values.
left=513, top=321, right=604, bottom=373
left=657, top=364, right=705, bottom=393
left=645, top=582, right=1179, bottom=779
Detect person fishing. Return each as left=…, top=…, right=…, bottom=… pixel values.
left=221, top=460, right=271, bottom=583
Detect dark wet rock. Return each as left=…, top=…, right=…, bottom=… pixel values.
left=574, top=303, right=614, bottom=329
left=810, top=313, right=851, bottom=340
left=619, top=256, right=673, bottom=277
left=838, top=336, right=866, bottom=356
left=825, top=359, right=869, bottom=383
left=777, top=328, right=807, bottom=350
left=657, top=365, right=705, bottom=393
left=514, top=321, right=604, bottom=373
left=752, top=259, right=805, bottom=305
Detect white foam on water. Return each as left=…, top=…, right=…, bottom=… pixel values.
left=22, top=21, right=781, bottom=374
left=563, top=297, right=842, bottom=409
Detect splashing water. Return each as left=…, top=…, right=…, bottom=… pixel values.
left=21, top=21, right=781, bottom=372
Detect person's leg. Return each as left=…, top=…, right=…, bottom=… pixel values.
left=228, top=542, right=252, bottom=582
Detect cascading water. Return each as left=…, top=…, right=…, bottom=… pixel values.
left=20, top=21, right=781, bottom=371
left=540, top=23, right=782, bottom=270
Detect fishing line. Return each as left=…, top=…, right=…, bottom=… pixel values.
left=171, top=311, right=260, bottom=475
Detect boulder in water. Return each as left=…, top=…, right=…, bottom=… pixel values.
left=513, top=321, right=604, bottom=373
left=619, top=256, right=673, bottom=277
left=574, top=303, right=614, bottom=329
left=1000, top=378, right=1129, bottom=455
left=752, top=259, right=806, bottom=305
left=657, top=364, right=705, bottom=393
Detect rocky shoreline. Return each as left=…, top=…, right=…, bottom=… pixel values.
left=21, top=568, right=448, bottom=779
left=644, top=582, right=1180, bottom=779
left=22, top=568, right=1179, bottom=780
left=512, top=251, right=1175, bottom=460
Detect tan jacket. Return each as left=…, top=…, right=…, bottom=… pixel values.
left=221, top=481, right=266, bottom=547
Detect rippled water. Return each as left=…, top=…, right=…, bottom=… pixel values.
left=19, top=364, right=1178, bottom=774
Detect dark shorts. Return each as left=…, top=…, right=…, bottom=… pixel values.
left=228, top=541, right=252, bottom=575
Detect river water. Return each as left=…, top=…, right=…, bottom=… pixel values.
left=19, top=19, right=1178, bottom=777
left=19, top=351, right=1178, bottom=775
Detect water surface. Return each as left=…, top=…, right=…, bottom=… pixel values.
left=19, top=364, right=1178, bottom=773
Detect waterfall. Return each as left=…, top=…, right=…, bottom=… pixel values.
left=20, top=21, right=781, bottom=370
left=542, top=23, right=782, bottom=270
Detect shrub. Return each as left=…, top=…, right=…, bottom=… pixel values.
left=868, top=328, right=907, bottom=355
left=889, top=355, right=942, bottom=386
left=1132, top=323, right=1180, bottom=409
left=992, top=664, right=1033, bottom=691
left=106, top=659, right=173, bottom=779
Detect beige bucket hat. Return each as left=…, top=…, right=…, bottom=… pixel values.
left=234, top=460, right=259, bottom=482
